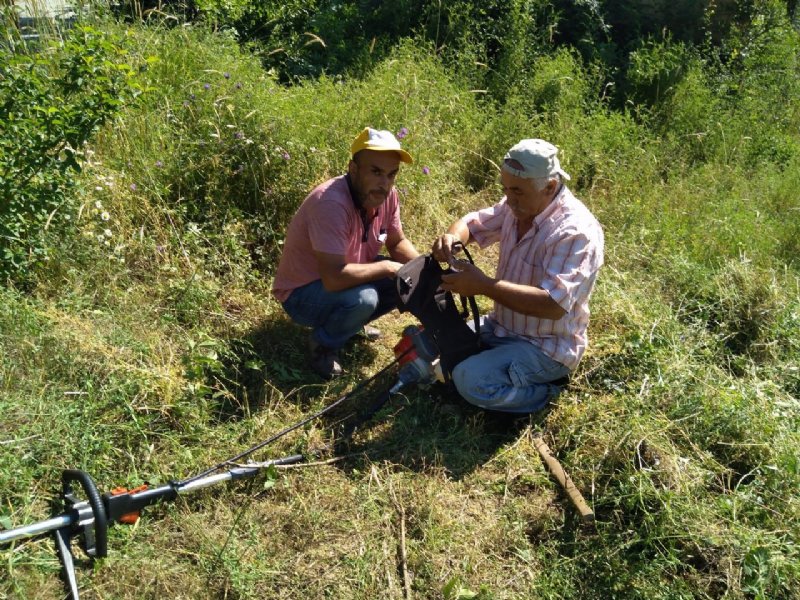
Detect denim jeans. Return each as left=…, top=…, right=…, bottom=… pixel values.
left=282, top=277, right=398, bottom=349
left=451, top=318, right=571, bottom=414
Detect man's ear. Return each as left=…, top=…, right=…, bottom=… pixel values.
left=347, top=159, right=357, bottom=177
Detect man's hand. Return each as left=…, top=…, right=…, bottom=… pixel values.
left=432, top=220, right=471, bottom=264
left=431, top=233, right=460, bottom=264
left=440, top=262, right=492, bottom=297
left=382, top=260, right=405, bottom=277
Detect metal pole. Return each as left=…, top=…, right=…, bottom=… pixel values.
left=0, top=455, right=306, bottom=546
left=0, top=514, right=77, bottom=545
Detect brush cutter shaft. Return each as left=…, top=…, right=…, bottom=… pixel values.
left=0, top=478, right=249, bottom=544
left=178, top=456, right=304, bottom=493
left=0, top=514, right=76, bottom=544
left=0, top=455, right=306, bottom=547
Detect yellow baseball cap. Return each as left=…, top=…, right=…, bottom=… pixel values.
left=350, top=127, right=413, bottom=164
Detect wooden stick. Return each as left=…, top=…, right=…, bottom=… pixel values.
left=389, top=482, right=412, bottom=599
left=397, top=503, right=412, bottom=599
left=533, top=433, right=595, bottom=524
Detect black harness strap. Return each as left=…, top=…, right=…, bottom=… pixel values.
left=395, top=246, right=482, bottom=379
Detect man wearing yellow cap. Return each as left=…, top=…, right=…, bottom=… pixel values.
left=432, top=139, right=604, bottom=413
left=273, top=128, right=419, bottom=379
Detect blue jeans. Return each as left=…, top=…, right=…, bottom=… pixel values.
left=451, top=319, right=571, bottom=414
left=282, top=277, right=398, bottom=349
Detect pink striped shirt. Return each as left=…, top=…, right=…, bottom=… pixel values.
left=464, top=185, right=604, bottom=370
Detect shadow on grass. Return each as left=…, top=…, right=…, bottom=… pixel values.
left=210, top=315, right=550, bottom=481
left=211, top=315, right=384, bottom=421
left=331, top=383, right=547, bottom=480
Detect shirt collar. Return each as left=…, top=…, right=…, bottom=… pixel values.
left=535, top=183, right=567, bottom=226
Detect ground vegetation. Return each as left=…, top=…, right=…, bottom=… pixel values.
left=1, top=1, right=799, bottom=598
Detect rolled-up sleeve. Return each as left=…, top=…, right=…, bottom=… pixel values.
left=539, top=232, right=598, bottom=313
left=464, top=200, right=507, bottom=248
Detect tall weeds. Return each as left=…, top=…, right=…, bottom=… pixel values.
left=1, top=4, right=799, bottom=598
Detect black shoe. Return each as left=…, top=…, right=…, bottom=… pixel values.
left=308, top=337, right=343, bottom=379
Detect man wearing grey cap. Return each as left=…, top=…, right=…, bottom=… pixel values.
left=431, top=139, right=604, bottom=413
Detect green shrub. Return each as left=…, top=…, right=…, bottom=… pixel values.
left=624, top=36, right=697, bottom=109
left=714, top=0, right=800, bottom=168
left=0, top=26, right=140, bottom=282
left=659, top=61, right=722, bottom=165
left=507, top=48, right=595, bottom=121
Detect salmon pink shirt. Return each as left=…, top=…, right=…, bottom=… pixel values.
left=464, top=185, right=604, bottom=370
left=272, top=175, right=402, bottom=302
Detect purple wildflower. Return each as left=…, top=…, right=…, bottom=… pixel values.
left=129, top=183, right=137, bottom=192
left=396, top=127, right=409, bottom=140
left=282, top=151, right=290, bottom=161
left=422, top=166, right=430, bottom=175
left=155, top=160, right=163, bottom=168
left=190, top=93, right=196, bottom=101
left=235, top=82, right=242, bottom=90
left=203, top=83, right=211, bottom=91
left=234, top=131, right=244, bottom=140
left=224, top=72, right=231, bottom=79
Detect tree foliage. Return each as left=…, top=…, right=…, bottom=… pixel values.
left=186, top=0, right=799, bottom=99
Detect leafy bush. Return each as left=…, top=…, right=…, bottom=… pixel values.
left=707, top=0, right=800, bottom=169
left=507, top=48, right=594, bottom=120
left=0, top=26, right=139, bottom=282
left=194, top=0, right=439, bottom=81
left=655, top=60, right=721, bottom=165
left=624, top=36, right=697, bottom=109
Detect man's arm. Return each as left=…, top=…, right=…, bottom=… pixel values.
left=386, top=229, right=419, bottom=263
left=440, top=263, right=566, bottom=319
left=314, top=250, right=402, bottom=292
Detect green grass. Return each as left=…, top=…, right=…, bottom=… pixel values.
left=2, top=14, right=800, bottom=600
